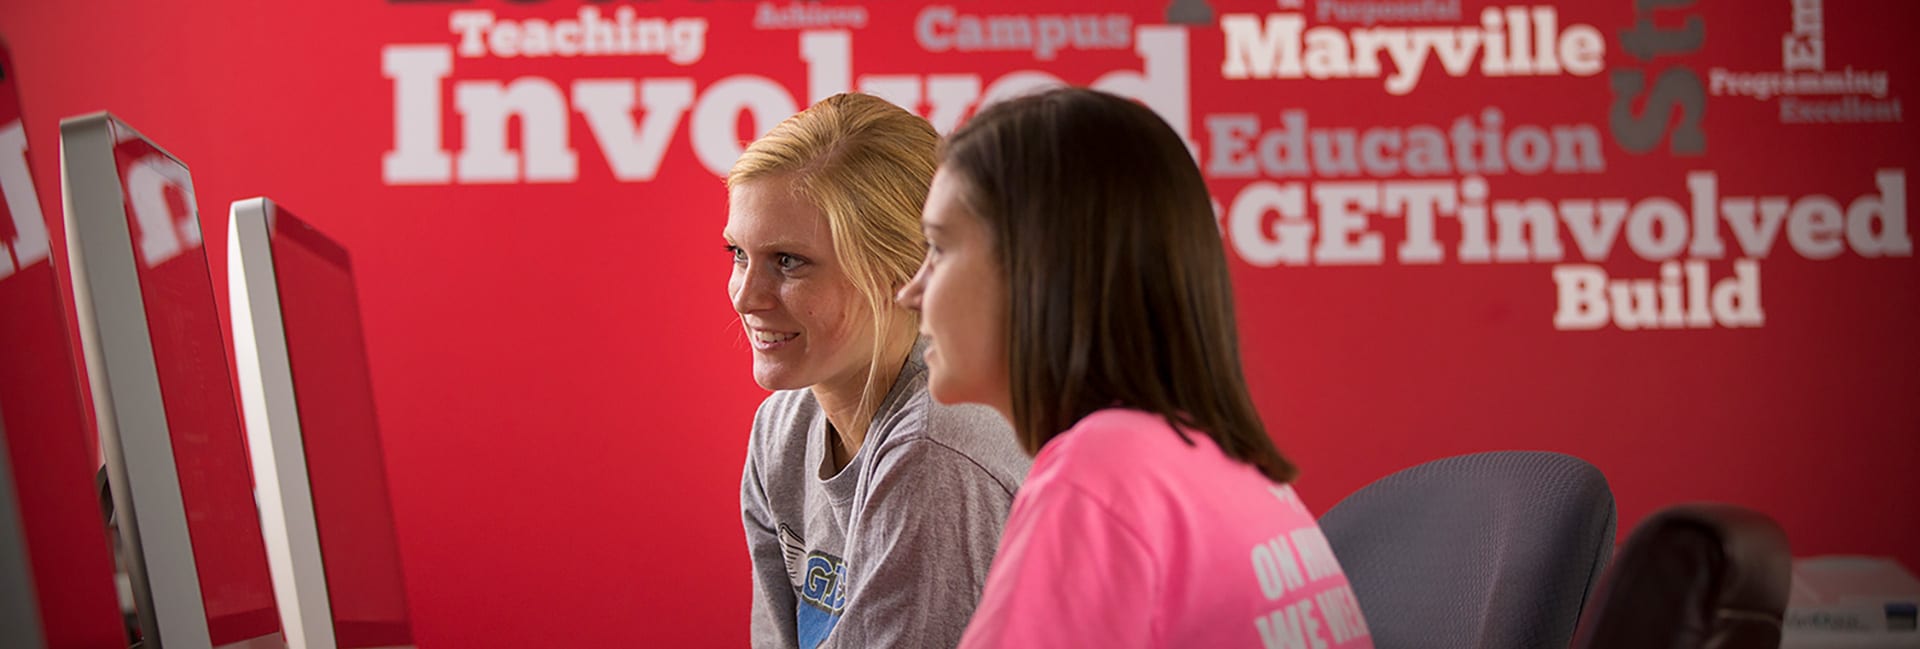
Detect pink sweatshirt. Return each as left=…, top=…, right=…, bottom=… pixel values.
left=958, top=409, right=1375, bottom=649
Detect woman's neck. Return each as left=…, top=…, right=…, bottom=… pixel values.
left=812, top=329, right=918, bottom=473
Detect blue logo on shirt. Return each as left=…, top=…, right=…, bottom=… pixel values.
left=796, top=551, right=847, bottom=648
left=799, top=551, right=848, bottom=612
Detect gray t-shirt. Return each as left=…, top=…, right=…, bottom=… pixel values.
left=741, top=341, right=1030, bottom=649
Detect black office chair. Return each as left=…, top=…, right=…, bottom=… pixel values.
left=1318, top=451, right=1617, bottom=649
left=1569, top=503, right=1792, bottom=649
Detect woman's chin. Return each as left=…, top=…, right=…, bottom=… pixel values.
left=925, top=371, right=969, bottom=406
left=751, top=363, right=806, bottom=392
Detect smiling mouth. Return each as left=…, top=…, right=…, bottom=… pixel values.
left=750, top=329, right=799, bottom=349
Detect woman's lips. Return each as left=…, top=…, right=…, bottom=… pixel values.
left=749, top=328, right=799, bottom=350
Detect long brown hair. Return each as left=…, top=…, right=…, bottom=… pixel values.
left=941, top=87, right=1297, bottom=483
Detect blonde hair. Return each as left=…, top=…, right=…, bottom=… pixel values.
left=727, top=93, right=937, bottom=437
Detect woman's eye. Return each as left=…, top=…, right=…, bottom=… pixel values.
left=725, top=245, right=747, bottom=265
left=777, top=254, right=804, bottom=271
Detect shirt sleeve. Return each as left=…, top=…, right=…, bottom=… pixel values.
left=958, top=481, right=1161, bottom=649
left=743, top=440, right=801, bottom=649
left=820, top=439, right=1018, bottom=649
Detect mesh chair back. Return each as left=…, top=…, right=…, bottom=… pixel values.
left=1318, top=451, right=1617, bottom=649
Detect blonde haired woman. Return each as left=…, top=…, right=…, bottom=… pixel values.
left=726, top=93, right=1030, bottom=649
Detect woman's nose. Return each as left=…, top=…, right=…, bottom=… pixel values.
left=896, top=262, right=927, bottom=310
left=732, top=267, right=775, bottom=314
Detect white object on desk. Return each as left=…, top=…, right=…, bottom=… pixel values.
left=1782, top=556, right=1920, bottom=649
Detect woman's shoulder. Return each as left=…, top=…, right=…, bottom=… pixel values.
left=1045, top=408, right=1193, bottom=459
left=1025, top=408, right=1232, bottom=492
left=753, top=386, right=814, bottom=415
left=750, top=388, right=819, bottom=428
left=746, top=388, right=820, bottom=457
left=867, top=378, right=1030, bottom=489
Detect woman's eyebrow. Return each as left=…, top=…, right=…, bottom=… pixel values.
left=731, top=238, right=813, bottom=252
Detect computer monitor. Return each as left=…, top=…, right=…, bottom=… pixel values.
left=3, top=38, right=126, bottom=649
left=0, top=413, right=47, bottom=649
left=229, top=198, right=414, bottom=649
left=60, top=112, right=283, bottom=649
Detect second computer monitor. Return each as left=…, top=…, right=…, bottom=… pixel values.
left=231, top=197, right=415, bottom=649
left=62, top=112, right=283, bottom=649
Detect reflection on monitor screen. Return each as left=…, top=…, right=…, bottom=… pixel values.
left=62, top=113, right=284, bottom=649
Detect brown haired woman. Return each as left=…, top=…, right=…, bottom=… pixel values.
left=897, top=88, right=1376, bottom=648
left=726, top=93, right=1031, bottom=648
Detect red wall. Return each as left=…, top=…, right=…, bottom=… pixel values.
left=1, top=0, right=1914, bottom=646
